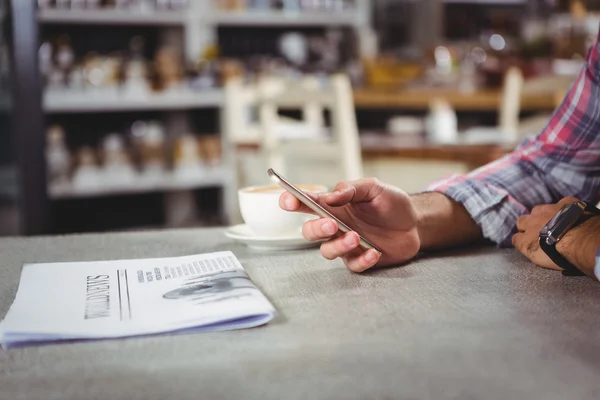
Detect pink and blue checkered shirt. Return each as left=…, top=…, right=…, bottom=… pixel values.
left=427, top=32, right=600, bottom=279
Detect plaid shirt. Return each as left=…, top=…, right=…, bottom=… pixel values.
left=426, top=32, right=600, bottom=279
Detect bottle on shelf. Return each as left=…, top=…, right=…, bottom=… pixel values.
left=38, top=41, right=54, bottom=88
left=100, top=133, right=138, bottom=188
left=123, top=36, right=150, bottom=96
left=55, top=34, right=75, bottom=83
left=132, top=120, right=168, bottom=184
left=425, top=98, right=458, bottom=144
left=154, top=46, right=184, bottom=92
left=67, top=63, right=86, bottom=92
left=72, top=146, right=103, bottom=192
left=198, top=135, right=222, bottom=168
left=45, top=125, right=72, bottom=190
left=172, top=134, right=206, bottom=182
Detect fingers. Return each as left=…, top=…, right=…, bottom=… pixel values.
left=325, top=184, right=357, bottom=207
left=279, top=191, right=322, bottom=215
left=319, top=231, right=360, bottom=260
left=342, top=249, right=381, bottom=273
left=325, top=178, right=384, bottom=207
left=317, top=231, right=381, bottom=272
left=512, top=232, right=526, bottom=255
left=516, top=215, right=529, bottom=231
left=302, top=218, right=339, bottom=241
left=558, top=196, right=580, bottom=206
left=530, top=204, right=553, bottom=216
left=529, top=198, right=579, bottom=217
left=512, top=232, right=539, bottom=258
left=280, top=177, right=386, bottom=212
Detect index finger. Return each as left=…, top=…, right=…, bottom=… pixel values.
left=279, top=191, right=324, bottom=215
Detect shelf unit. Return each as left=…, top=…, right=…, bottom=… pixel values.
left=36, top=3, right=235, bottom=233
left=38, top=3, right=375, bottom=61
left=34, top=2, right=374, bottom=233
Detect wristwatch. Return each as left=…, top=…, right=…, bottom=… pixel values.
left=539, top=200, right=600, bottom=276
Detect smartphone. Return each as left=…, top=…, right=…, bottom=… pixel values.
left=267, top=168, right=382, bottom=256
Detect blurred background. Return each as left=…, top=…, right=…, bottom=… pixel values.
left=0, top=0, right=593, bottom=236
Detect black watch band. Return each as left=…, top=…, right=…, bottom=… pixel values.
left=583, top=201, right=600, bottom=216
left=538, top=201, right=600, bottom=277
left=538, top=237, right=585, bottom=276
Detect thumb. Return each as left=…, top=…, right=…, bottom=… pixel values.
left=326, top=178, right=384, bottom=207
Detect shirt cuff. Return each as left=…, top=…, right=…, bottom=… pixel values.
left=425, top=175, right=529, bottom=246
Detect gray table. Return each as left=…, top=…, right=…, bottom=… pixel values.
left=1, top=228, right=600, bottom=400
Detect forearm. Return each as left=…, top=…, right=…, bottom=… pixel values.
left=411, top=192, right=485, bottom=251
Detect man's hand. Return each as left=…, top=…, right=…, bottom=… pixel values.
left=512, top=197, right=600, bottom=277
left=279, top=178, right=421, bottom=272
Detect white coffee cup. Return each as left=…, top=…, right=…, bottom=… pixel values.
left=238, top=184, right=327, bottom=237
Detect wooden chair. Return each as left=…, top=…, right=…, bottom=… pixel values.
left=461, top=66, right=524, bottom=144
left=223, top=74, right=363, bottom=191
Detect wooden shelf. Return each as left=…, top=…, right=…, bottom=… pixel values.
left=49, top=167, right=231, bottom=200
left=359, top=132, right=511, bottom=168
left=43, top=89, right=224, bottom=113
left=38, top=8, right=186, bottom=25
left=353, top=75, right=575, bottom=111
left=353, top=87, right=560, bottom=111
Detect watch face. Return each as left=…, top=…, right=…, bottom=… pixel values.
left=539, top=202, right=585, bottom=243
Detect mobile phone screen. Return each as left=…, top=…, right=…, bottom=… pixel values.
left=267, top=168, right=382, bottom=255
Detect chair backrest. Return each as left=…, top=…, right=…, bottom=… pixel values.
left=497, top=66, right=524, bottom=141
left=224, top=73, right=363, bottom=188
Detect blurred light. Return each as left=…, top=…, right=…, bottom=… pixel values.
left=87, top=68, right=105, bottom=86
left=434, top=46, right=452, bottom=69
left=489, top=34, right=506, bottom=51
left=471, top=47, right=487, bottom=64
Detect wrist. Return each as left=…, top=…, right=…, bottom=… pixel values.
left=411, top=191, right=484, bottom=251
left=556, top=215, right=600, bottom=277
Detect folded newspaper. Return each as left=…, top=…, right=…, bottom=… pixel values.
left=0, top=251, right=276, bottom=348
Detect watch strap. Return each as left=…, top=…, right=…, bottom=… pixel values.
left=584, top=202, right=600, bottom=216
left=539, top=237, right=585, bottom=276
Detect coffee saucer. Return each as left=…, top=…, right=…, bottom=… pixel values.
left=224, top=224, right=320, bottom=251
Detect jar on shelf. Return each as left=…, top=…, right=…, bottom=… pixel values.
left=45, top=125, right=72, bottom=187
left=172, top=134, right=206, bottom=181
left=72, top=147, right=103, bottom=192
left=100, top=134, right=138, bottom=188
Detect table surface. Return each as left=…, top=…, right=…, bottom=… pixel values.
left=1, top=228, right=600, bottom=400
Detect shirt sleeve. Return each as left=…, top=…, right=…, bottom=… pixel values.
left=426, top=32, right=600, bottom=247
